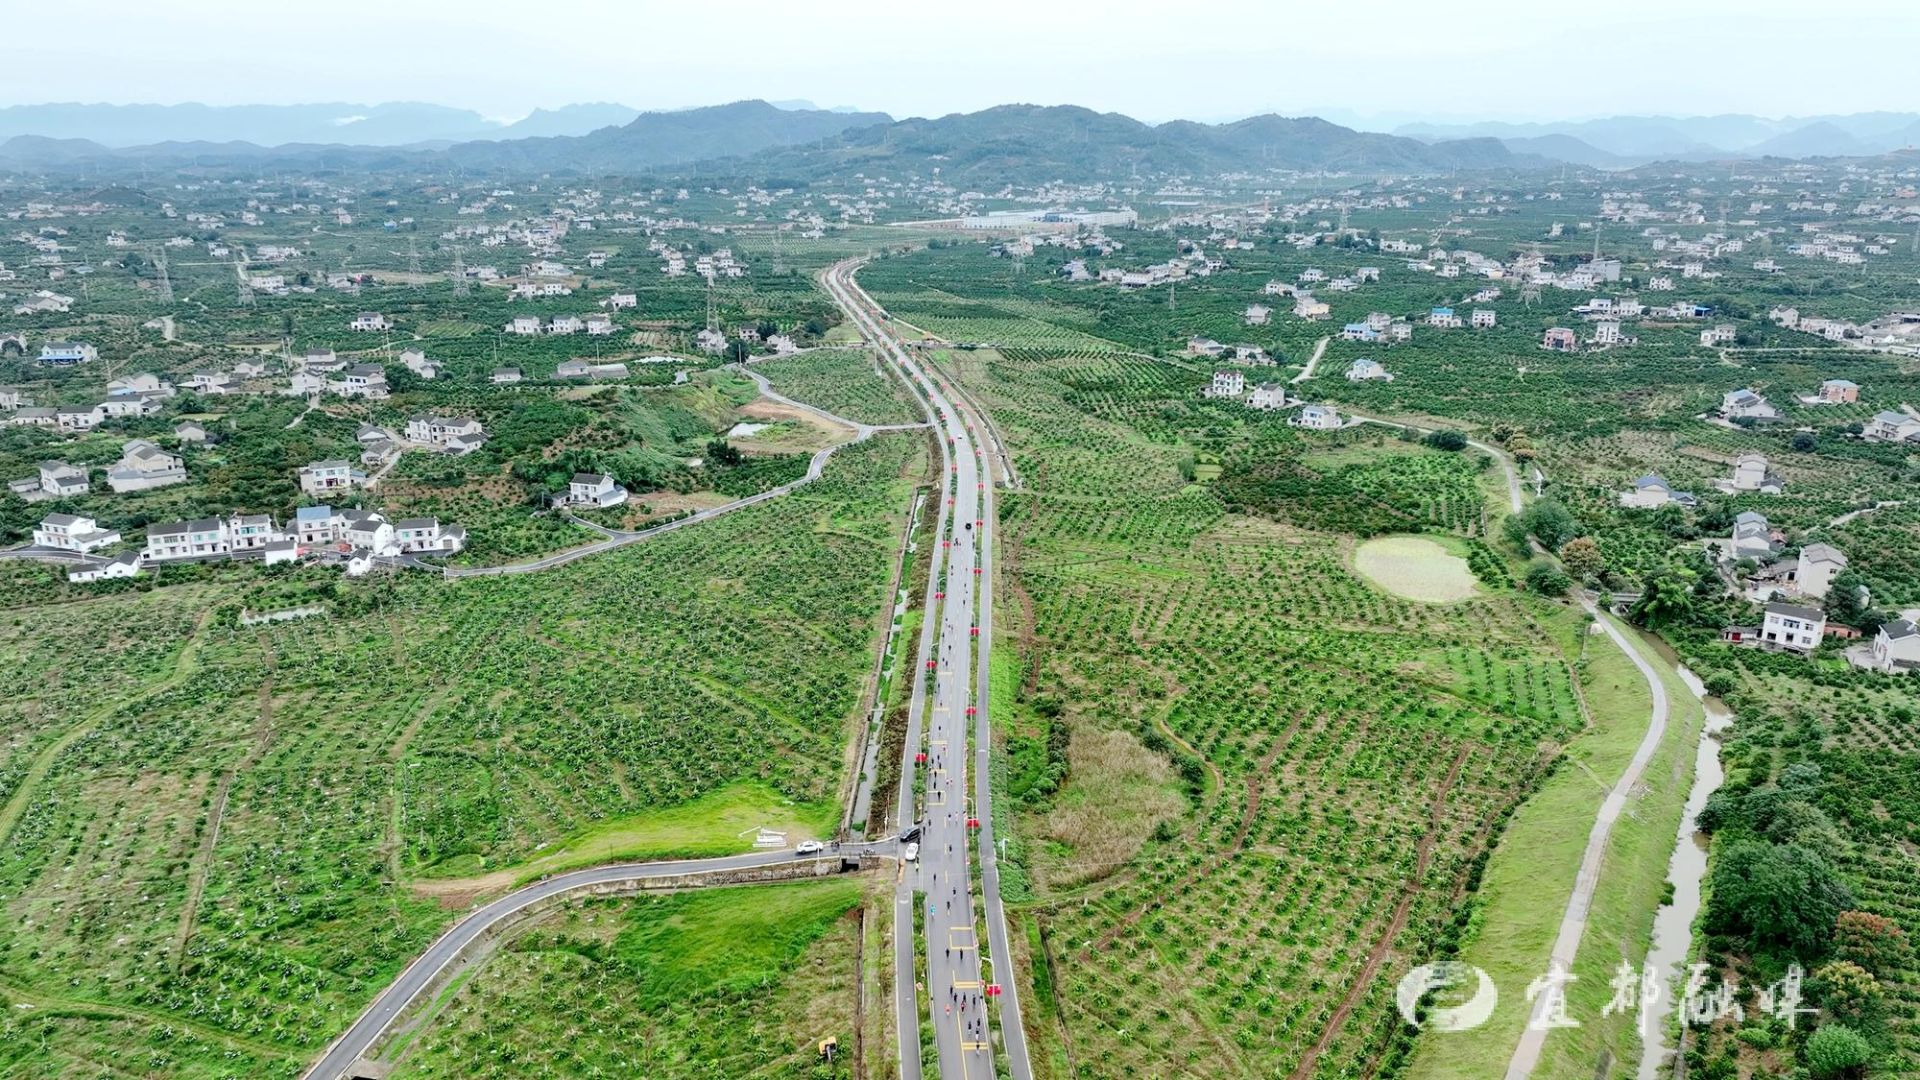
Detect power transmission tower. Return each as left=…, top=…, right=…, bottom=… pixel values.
left=407, top=235, right=421, bottom=278
left=152, top=246, right=174, bottom=304
left=233, top=256, right=254, bottom=307
left=705, top=277, right=717, bottom=333
left=451, top=245, right=469, bottom=296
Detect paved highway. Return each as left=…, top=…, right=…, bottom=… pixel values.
left=303, top=843, right=895, bottom=1080
left=825, top=258, right=1032, bottom=1080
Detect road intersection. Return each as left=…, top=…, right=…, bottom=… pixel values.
left=305, top=256, right=1031, bottom=1080
left=303, top=844, right=898, bottom=1080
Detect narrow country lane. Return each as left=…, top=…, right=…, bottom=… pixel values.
left=1504, top=603, right=1671, bottom=1080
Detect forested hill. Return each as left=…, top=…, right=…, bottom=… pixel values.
left=441, top=100, right=894, bottom=172
left=726, top=104, right=1526, bottom=182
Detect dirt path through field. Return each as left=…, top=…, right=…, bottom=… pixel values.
left=172, top=669, right=278, bottom=970
left=1289, top=744, right=1472, bottom=1080
left=1289, top=335, right=1331, bottom=384
left=0, top=607, right=217, bottom=851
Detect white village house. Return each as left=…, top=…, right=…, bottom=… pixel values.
left=38, top=341, right=97, bottom=365
left=32, top=513, right=121, bottom=554
left=1864, top=410, right=1920, bottom=443
left=1208, top=371, right=1245, bottom=399
left=1720, top=388, right=1779, bottom=420
left=107, top=440, right=187, bottom=494
left=36, top=460, right=89, bottom=497
left=1619, top=473, right=1697, bottom=509
left=566, top=472, right=629, bottom=508
left=1793, top=543, right=1849, bottom=599
left=1760, top=602, right=1827, bottom=653
left=1729, top=511, right=1778, bottom=560
left=405, top=414, right=488, bottom=455
left=1249, top=382, right=1290, bottom=410
left=1346, top=358, right=1393, bottom=382
left=1869, top=619, right=1920, bottom=672
left=298, top=459, right=361, bottom=496
left=1718, top=453, right=1783, bottom=495
left=1290, top=404, right=1342, bottom=430
left=68, top=552, right=143, bottom=583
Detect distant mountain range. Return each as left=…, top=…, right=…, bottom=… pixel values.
left=0, top=101, right=1525, bottom=181
left=7, top=101, right=1920, bottom=177
left=1397, top=112, right=1920, bottom=166
left=0, top=101, right=893, bottom=176
left=0, top=100, right=653, bottom=147
left=14, top=101, right=1920, bottom=183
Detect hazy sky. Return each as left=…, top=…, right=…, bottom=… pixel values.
left=9, top=0, right=1919, bottom=127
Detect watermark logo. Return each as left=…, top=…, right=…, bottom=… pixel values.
left=1400, top=960, right=1813, bottom=1034
left=1395, top=961, right=1499, bottom=1032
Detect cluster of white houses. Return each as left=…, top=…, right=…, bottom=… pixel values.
left=7, top=439, right=187, bottom=500
left=503, top=313, right=619, bottom=336
left=1200, top=370, right=1344, bottom=427
left=1340, top=312, right=1420, bottom=342
left=25, top=505, right=468, bottom=582
left=1717, top=540, right=1853, bottom=656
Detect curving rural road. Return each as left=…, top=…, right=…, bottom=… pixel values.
left=1345, top=412, right=1525, bottom=514
left=444, top=383, right=922, bottom=580
left=303, top=844, right=896, bottom=1080
left=1504, top=603, right=1670, bottom=1080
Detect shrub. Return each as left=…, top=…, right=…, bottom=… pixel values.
left=1810, top=961, right=1884, bottom=1030
left=1833, top=911, right=1912, bottom=978
left=1558, top=536, right=1604, bottom=581
left=1526, top=561, right=1572, bottom=597
left=1803, top=1023, right=1871, bottom=1078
